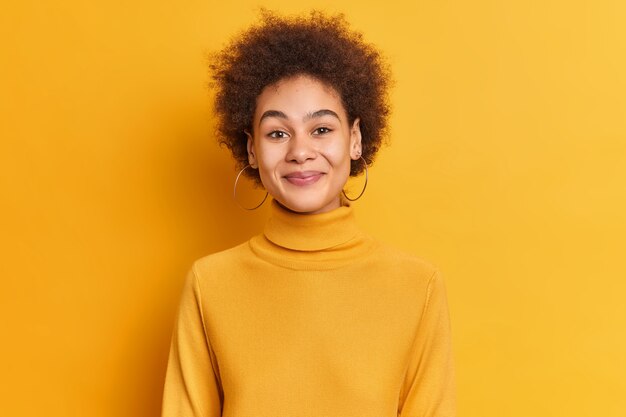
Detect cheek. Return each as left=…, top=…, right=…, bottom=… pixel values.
left=324, top=139, right=352, bottom=170
left=255, top=144, right=284, bottom=177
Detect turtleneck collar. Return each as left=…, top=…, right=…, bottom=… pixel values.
left=263, top=198, right=360, bottom=251
left=247, top=198, right=377, bottom=270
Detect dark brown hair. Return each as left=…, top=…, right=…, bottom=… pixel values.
left=208, top=9, right=392, bottom=183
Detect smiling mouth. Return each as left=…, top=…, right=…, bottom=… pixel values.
left=284, top=171, right=325, bottom=186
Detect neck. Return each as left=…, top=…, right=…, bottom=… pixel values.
left=247, top=198, right=377, bottom=270
left=264, top=198, right=356, bottom=251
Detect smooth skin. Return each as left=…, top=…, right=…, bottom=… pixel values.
left=245, top=74, right=362, bottom=214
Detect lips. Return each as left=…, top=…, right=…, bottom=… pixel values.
left=284, top=171, right=325, bottom=186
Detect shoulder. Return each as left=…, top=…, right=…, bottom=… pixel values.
left=352, top=234, right=440, bottom=300
left=188, top=240, right=252, bottom=283
left=364, top=237, right=449, bottom=315
left=374, top=238, right=439, bottom=274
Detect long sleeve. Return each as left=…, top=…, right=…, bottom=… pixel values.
left=398, top=270, right=457, bottom=417
left=161, top=265, right=223, bottom=417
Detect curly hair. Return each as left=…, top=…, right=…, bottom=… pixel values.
left=208, top=9, right=392, bottom=184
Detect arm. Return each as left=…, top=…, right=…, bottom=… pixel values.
left=398, top=270, right=457, bottom=417
left=161, top=265, right=223, bottom=417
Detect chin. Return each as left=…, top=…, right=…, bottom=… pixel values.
left=275, top=193, right=339, bottom=214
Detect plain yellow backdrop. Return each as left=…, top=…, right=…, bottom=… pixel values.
left=1, top=1, right=625, bottom=416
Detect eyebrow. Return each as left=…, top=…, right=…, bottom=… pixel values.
left=304, top=109, right=341, bottom=122
left=258, top=109, right=341, bottom=124
left=259, top=110, right=288, bottom=123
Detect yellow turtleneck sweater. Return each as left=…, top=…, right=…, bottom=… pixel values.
left=161, top=199, right=456, bottom=417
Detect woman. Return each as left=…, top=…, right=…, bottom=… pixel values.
left=162, top=10, right=456, bottom=417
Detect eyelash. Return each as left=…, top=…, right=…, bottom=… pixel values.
left=266, top=127, right=333, bottom=139
left=267, top=130, right=288, bottom=139
left=314, top=127, right=332, bottom=135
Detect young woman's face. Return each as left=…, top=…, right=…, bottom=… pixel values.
left=247, top=74, right=362, bottom=214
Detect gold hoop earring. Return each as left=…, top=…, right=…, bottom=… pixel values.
left=233, top=165, right=268, bottom=210
left=342, top=156, right=368, bottom=202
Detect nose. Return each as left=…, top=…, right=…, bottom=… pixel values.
left=285, top=132, right=316, bottom=163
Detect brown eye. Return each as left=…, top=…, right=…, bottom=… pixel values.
left=313, top=127, right=332, bottom=135
left=268, top=130, right=288, bottom=139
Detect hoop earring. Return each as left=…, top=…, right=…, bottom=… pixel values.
left=233, top=165, right=268, bottom=210
left=342, top=156, right=368, bottom=202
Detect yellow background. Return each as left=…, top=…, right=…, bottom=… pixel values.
left=2, top=0, right=625, bottom=416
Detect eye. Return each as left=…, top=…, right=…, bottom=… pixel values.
left=267, top=130, right=289, bottom=139
left=313, top=126, right=333, bottom=135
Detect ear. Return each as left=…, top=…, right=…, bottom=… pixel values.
left=349, top=118, right=363, bottom=160
left=244, top=129, right=258, bottom=168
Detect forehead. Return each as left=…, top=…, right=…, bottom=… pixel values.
left=254, top=75, right=348, bottom=122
